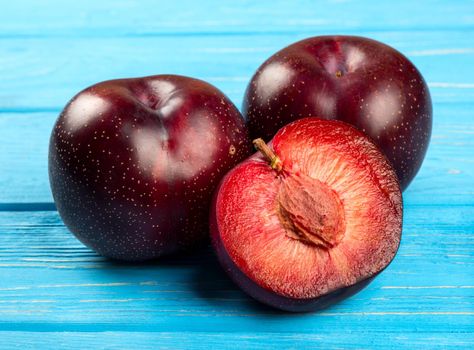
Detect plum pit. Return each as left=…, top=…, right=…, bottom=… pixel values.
left=253, top=138, right=345, bottom=249
left=277, top=173, right=345, bottom=249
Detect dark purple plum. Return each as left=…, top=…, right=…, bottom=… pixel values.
left=243, top=35, right=432, bottom=190
left=49, top=75, right=251, bottom=261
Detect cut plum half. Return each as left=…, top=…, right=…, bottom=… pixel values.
left=210, top=117, right=402, bottom=312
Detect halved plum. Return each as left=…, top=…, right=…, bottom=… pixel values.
left=210, top=117, right=402, bottom=312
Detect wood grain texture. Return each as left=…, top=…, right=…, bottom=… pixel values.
left=0, top=210, right=473, bottom=341
left=1, top=0, right=473, bottom=348
left=1, top=332, right=472, bottom=350
left=1, top=31, right=474, bottom=112
left=1, top=0, right=473, bottom=37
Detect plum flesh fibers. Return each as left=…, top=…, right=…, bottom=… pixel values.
left=210, top=118, right=402, bottom=312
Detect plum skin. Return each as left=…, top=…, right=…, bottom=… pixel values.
left=243, top=35, right=432, bottom=190
left=49, top=74, right=251, bottom=261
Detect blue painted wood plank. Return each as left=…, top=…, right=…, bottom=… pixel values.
left=0, top=113, right=55, bottom=203
left=1, top=0, right=473, bottom=37
left=0, top=32, right=473, bottom=204
left=0, top=332, right=473, bottom=350
left=1, top=102, right=473, bottom=204
left=1, top=30, right=473, bottom=111
left=0, top=209, right=472, bottom=336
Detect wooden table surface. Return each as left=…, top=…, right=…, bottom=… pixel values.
left=1, top=1, right=473, bottom=348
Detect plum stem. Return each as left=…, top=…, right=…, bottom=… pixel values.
left=253, top=138, right=283, bottom=172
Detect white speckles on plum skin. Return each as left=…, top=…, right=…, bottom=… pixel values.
left=49, top=75, right=252, bottom=261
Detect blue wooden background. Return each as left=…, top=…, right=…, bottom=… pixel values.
left=1, top=0, right=473, bottom=348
